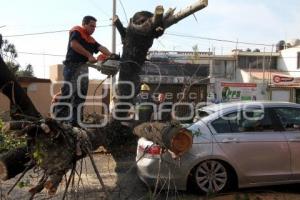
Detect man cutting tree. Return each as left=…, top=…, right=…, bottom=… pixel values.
left=54, top=15, right=111, bottom=126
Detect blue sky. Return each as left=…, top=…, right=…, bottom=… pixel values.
left=1, top=0, right=299, bottom=79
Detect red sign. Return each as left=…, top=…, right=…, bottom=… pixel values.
left=273, top=75, right=294, bottom=83
left=221, top=82, right=257, bottom=88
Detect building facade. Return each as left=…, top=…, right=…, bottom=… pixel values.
left=0, top=64, right=109, bottom=119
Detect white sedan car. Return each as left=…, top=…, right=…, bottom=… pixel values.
left=136, top=101, right=300, bottom=193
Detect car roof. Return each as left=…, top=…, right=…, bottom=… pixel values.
left=198, top=101, right=300, bottom=122
left=201, top=101, right=299, bottom=112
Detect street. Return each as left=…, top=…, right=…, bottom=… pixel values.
left=1, top=152, right=300, bottom=200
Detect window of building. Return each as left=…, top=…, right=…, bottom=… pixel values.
left=238, top=56, right=277, bottom=70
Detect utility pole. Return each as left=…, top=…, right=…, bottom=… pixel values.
left=112, top=0, right=116, bottom=53
left=110, top=0, right=117, bottom=101
left=262, top=47, right=266, bottom=87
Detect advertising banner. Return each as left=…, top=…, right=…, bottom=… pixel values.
left=220, top=82, right=257, bottom=102
left=272, top=74, right=300, bottom=85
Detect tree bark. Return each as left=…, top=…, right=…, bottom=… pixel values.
left=0, top=146, right=31, bottom=180
left=163, top=0, right=208, bottom=29
left=0, top=55, right=41, bottom=120
left=133, top=122, right=193, bottom=156
left=114, top=0, right=208, bottom=118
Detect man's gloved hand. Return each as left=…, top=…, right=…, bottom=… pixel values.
left=109, top=53, right=120, bottom=60
left=88, top=55, right=97, bottom=63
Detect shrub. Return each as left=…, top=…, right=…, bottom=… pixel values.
left=0, top=119, right=26, bottom=153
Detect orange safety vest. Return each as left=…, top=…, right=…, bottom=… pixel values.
left=70, top=26, right=96, bottom=44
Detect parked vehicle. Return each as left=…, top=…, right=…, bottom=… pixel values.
left=136, top=101, right=300, bottom=193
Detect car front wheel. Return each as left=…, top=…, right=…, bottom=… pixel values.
left=193, top=160, right=230, bottom=193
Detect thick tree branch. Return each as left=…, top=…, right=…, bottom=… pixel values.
left=152, top=6, right=164, bottom=28
left=133, top=121, right=193, bottom=156
left=113, top=16, right=126, bottom=42
left=163, top=0, right=208, bottom=29
left=0, top=146, right=31, bottom=180
left=0, top=55, right=41, bottom=120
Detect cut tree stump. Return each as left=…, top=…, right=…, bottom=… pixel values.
left=134, top=121, right=193, bottom=156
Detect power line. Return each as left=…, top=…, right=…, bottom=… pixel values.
left=3, top=25, right=276, bottom=49
left=4, top=29, right=69, bottom=38
left=88, top=0, right=111, bottom=18
left=2, top=24, right=275, bottom=49
left=18, top=51, right=64, bottom=57
left=118, top=0, right=129, bottom=24
left=165, top=32, right=275, bottom=47
left=3, top=25, right=111, bottom=38
left=17, top=50, right=300, bottom=60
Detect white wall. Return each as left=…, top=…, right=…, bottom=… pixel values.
left=278, top=46, right=300, bottom=77
left=237, top=69, right=250, bottom=82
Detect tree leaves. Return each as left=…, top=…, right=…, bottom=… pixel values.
left=0, top=39, right=34, bottom=77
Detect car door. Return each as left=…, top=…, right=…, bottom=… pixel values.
left=273, top=107, right=300, bottom=180
left=210, top=107, right=291, bottom=183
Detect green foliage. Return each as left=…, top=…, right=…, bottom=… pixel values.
left=0, top=39, right=19, bottom=72
left=0, top=119, right=26, bottom=153
left=17, top=64, right=34, bottom=77
left=5, top=61, right=20, bottom=74
left=17, top=179, right=31, bottom=188
left=33, top=142, right=45, bottom=165
left=191, top=127, right=202, bottom=137
left=0, top=39, right=34, bottom=77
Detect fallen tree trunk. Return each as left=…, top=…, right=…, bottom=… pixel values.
left=0, top=55, right=41, bottom=120
left=0, top=118, right=191, bottom=194
left=0, top=146, right=31, bottom=180
left=134, top=121, right=193, bottom=156
left=0, top=118, right=105, bottom=195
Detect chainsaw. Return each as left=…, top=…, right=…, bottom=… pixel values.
left=86, top=54, right=120, bottom=76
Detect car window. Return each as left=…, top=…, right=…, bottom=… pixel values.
left=212, top=108, right=275, bottom=134
left=273, top=107, right=300, bottom=131
left=211, top=112, right=240, bottom=133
